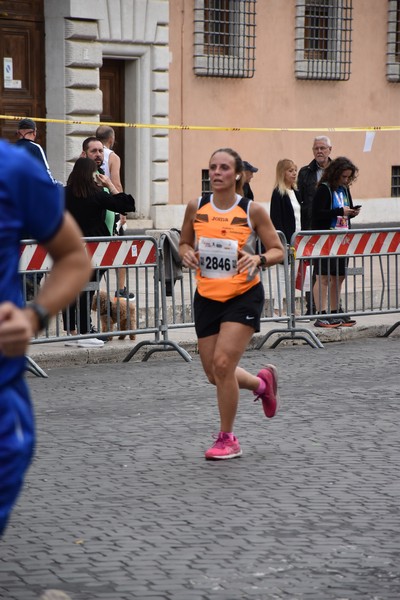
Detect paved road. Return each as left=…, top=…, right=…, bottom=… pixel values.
left=1, top=337, right=400, bottom=600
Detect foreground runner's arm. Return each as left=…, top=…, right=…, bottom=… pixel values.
left=0, top=213, right=92, bottom=357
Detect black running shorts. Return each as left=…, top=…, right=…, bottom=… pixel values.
left=193, top=282, right=264, bottom=339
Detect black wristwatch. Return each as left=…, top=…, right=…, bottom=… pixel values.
left=27, top=302, right=50, bottom=331
left=258, top=254, right=268, bottom=270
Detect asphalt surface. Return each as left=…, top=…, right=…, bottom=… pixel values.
left=1, top=333, right=400, bottom=600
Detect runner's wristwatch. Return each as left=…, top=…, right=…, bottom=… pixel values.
left=258, top=255, right=268, bottom=270
left=27, top=302, right=50, bottom=331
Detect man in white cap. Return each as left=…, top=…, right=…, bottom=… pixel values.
left=242, top=160, right=258, bottom=200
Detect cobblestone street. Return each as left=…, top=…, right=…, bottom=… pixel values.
left=1, top=337, right=400, bottom=600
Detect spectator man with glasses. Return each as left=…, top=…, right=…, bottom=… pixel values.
left=297, top=136, right=333, bottom=316
left=298, top=136, right=332, bottom=230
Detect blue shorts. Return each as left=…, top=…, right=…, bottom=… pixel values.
left=0, top=377, right=35, bottom=537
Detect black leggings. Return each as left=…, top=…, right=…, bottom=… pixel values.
left=62, top=269, right=105, bottom=334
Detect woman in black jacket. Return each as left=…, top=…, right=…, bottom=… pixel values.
left=63, top=158, right=135, bottom=345
left=65, top=157, right=135, bottom=238
left=270, top=159, right=302, bottom=314
left=311, top=156, right=360, bottom=328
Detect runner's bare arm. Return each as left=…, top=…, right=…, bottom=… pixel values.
left=34, top=212, right=92, bottom=317
left=108, top=152, right=123, bottom=193
left=0, top=213, right=91, bottom=356
left=237, top=202, right=284, bottom=274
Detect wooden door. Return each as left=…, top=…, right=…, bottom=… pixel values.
left=0, top=1, right=45, bottom=145
left=100, top=59, right=126, bottom=188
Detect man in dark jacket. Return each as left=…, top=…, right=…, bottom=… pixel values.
left=242, top=160, right=258, bottom=200
left=297, top=136, right=332, bottom=230
left=297, top=136, right=332, bottom=315
left=15, top=118, right=56, bottom=183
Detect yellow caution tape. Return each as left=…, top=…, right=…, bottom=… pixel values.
left=1, top=114, right=399, bottom=133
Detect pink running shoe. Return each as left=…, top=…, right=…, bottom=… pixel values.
left=205, top=433, right=242, bottom=460
left=254, top=364, right=279, bottom=418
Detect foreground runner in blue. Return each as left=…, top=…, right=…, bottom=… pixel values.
left=179, top=148, right=284, bottom=460
left=0, top=140, right=92, bottom=537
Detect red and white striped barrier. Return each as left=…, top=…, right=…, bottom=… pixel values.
left=19, top=238, right=157, bottom=271
left=294, top=230, right=400, bottom=258
left=86, top=239, right=157, bottom=268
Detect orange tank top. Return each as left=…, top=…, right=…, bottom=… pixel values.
left=193, top=194, right=260, bottom=302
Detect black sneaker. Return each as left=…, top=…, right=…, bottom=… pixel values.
left=334, top=309, right=356, bottom=327
left=89, top=325, right=109, bottom=342
left=314, top=316, right=342, bottom=328
left=335, top=316, right=356, bottom=327
left=115, top=287, right=135, bottom=300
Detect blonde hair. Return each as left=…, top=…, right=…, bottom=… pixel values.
left=274, top=159, right=297, bottom=196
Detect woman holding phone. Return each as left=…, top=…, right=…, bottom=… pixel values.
left=311, top=156, right=360, bottom=328
left=62, top=157, right=135, bottom=346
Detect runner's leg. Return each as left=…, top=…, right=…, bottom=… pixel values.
left=198, top=322, right=254, bottom=432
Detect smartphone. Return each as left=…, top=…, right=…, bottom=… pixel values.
left=353, top=205, right=362, bottom=209
left=93, top=172, right=100, bottom=183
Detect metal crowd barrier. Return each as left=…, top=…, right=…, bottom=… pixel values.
left=293, top=227, right=400, bottom=322
left=157, top=230, right=293, bottom=341
left=20, top=227, right=400, bottom=376
left=257, top=227, right=400, bottom=349
left=159, top=227, right=400, bottom=352
left=252, top=232, right=324, bottom=347
left=20, top=235, right=191, bottom=376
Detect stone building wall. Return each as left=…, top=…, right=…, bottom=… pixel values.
left=44, top=0, right=169, bottom=223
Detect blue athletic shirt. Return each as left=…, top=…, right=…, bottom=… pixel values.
left=0, top=140, right=64, bottom=388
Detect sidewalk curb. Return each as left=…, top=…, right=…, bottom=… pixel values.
left=26, top=320, right=396, bottom=372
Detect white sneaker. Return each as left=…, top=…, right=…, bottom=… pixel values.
left=40, top=591, right=73, bottom=600
left=65, top=338, right=104, bottom=348
left=77, top=338, right=104, bottom=348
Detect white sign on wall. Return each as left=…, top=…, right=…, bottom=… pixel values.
left=3, top=57, right=22, bottom=89
left=4, top=57, right=13, bottom=81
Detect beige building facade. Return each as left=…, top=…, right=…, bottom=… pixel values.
left=1, top=0, right=399, bottom=228
left=166, top=0, right=400, bottom=228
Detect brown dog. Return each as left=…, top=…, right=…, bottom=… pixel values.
left=91, top=290, right=136, bottom=341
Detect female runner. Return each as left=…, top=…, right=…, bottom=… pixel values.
left=179, top=148, right=284, bottom=460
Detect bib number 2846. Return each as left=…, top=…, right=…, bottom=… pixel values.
left=198, top=237, right=238, bottom=279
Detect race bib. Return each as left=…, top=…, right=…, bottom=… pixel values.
left=198, top=237, right=238, bottom=279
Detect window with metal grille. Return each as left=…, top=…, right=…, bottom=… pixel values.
left=194, top=0, right=256, bottom=78
left=201, top=169, right=211, bottom=194
left=391, top=166, right=400, bottom=197
left=387, top=1, right=400, bottom=81
left=397, top=3, right=400, bottom=58
left=295, top=0, right=352, bottom=80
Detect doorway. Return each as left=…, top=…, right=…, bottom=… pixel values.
left=100, top=58, right=126, bottom=188
left=0, top=1, right=45, bottom=145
